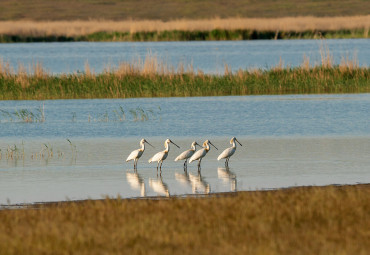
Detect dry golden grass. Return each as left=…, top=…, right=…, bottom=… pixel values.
left=0, top=15, right=369, bottom=37
left=0, top=185, right=369, bottom=255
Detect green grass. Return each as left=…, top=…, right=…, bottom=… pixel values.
left=0, top=29, right=368, bottom=43
left=0, top=184, right=369, bottom=254
left=0, top=0, right=368, bottom=21
left=0, top=66, right=369, bottom=100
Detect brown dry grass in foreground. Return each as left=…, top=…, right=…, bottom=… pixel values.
left=1, top=16, right=369, bottom=37
left=0, top=185, right=369, bottom=255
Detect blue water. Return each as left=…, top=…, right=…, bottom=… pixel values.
left=0, top=39, right=369, bottom=74
left=1, top=94, right=369, bottom=139
left=1, top=94, right=370, bottom=205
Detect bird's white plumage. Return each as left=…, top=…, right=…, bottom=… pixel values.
left=188, top=140, right=217, bottom=165
left=148, top=138, right=180, bottom=168
left=174, top=141, right=199, bottom=161
left=217, top=137, right=242, bottom=165
left=126, top=138, right=153, bottom=168
left=149, top=151, right=167, bottom=163
left=217, top=147, right=236, bottom=160
left=126, top=149, right=143, bottom=162
left=175, top=150, right=193, bottom=161
left=189, top=148, right=207, bottom=163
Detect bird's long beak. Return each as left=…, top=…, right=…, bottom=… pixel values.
left=209, top=141, right=218, bottom=150
left=236, top=139, right=242, bottom=146
left=171, top=140, right=180, bottom=148
left=145, top=141, right=155, bottom=148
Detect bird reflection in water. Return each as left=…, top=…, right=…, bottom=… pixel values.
left=217, top=167, right=237, bottom=192
left=149, top=176, right=170, bottom=197
left=126, top=170, right=146, bottom=197
left=188, top=171, right=210, bottom=194
left=175, top=169, right=191, bottom=187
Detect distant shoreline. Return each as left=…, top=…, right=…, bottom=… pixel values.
left=0, top=16, right=369, bottom=42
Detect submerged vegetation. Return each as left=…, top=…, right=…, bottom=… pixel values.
left=0, top=139, right=76, bottom=162
left=0, top=104, right=45, bottom=122
left=0, top=51, right=369, bottom=100
left=87, top=106, right=161, bottom=123
left=0, top=184, right=368, bottom=254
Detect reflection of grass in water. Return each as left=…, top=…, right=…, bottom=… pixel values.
left=86, top=106, right=160, bottom=122
left=0, top=185, right=368, bottom=254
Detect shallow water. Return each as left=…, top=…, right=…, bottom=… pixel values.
left=0, top=94, right=370, bottom=204
left=0, top=39, right=369, bottom=74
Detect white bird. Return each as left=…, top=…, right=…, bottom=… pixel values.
left=174, top=141, right=200, bottom=168
left=217, top=137, right=242, bottom=166
left=126, top=138, right=154, bottom=169
left=126, top=139, right=154, bottom=169
left=189, top=140, right=218, bottom=169
left=148, top=138, right=180, bottom=170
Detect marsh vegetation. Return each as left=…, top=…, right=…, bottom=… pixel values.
left=0, top=50, right=368, bottom=100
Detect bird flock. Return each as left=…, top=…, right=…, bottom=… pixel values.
left=126, top=137, right=242, bottom=171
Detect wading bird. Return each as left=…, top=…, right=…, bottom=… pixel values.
left=189, top=140, right=218, bottom=169
left=148, top=138, right=180, bottom=170
left=174, top=141, right=200, bottom=168
left=126, top=138, right=154, bottom=169
left=217, top=137, right=242, bottom=166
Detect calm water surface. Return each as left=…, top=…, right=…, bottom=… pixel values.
left=0, top=39, right=369, bottom=74
left=0, top=94, right=369, bottom=204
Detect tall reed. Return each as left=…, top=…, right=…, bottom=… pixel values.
left=0, top=52, right=369, bottom=100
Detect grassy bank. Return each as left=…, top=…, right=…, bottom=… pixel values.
left=0, top=184, right=369, bottom=254
left=0, top=56, right=369, bottom=100
left=1, top=16, right=369, bottom=42
left=1, top=28, right=368, bottom=43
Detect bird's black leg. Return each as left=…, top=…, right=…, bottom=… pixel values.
left=197, top=159, right=202, bottom=172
